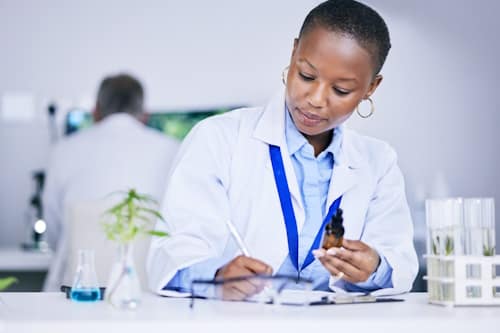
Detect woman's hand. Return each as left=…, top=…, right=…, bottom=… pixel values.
left=313, top=239, right=380, bottom=283
left=215, top=255, right=273, bottom=300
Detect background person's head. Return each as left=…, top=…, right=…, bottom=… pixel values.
left=285, top=0, right=391, bottom=148
left=94, top=73, right=144, bottom=122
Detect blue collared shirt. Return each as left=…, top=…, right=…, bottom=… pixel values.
left=164, top=108, right=393, bottom=292
left=275, top=109, right=392, bottom=291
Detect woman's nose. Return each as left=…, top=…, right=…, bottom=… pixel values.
left=307, top=83, right=328, bottom=108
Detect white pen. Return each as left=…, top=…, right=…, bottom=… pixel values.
left=224, top=219, right=251, bottom=257
left=224, top=219, right=273, bottom=300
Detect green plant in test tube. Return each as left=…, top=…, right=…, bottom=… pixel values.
left=432, top=236, right=439, bottom=255
left=483, top=245, right=495, bottom=256
left=445, top=236, right=454, bottom=256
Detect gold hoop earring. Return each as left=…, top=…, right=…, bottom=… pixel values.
left=356, top=97, right=374, bottom=118
left=282, top=66, right=289, bottom=85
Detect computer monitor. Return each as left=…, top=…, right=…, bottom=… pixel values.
left=65, top=108, right=93, bottom=135
left=64, top=107, right=237, bottom=140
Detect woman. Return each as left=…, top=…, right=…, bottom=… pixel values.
left=148, top=0, right=418, bottom=299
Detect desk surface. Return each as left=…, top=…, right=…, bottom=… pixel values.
left=0, top=248, right=52, bottom=271
left=0, top=292, right=499, bottom=333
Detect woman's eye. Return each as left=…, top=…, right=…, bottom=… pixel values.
left=334, top=88, right=350, bottom=96
left=298, top=72, right=314, bottom=81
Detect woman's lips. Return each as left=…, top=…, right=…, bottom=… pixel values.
left=295, top=108, right=324, bottom=127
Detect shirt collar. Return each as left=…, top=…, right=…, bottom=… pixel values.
left=97, top=113, right=143, bottom=128
left=284, top=105, right=343, bottom=158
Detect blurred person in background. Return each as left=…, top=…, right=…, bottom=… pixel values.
left=43, top=73, right=179, bottom=291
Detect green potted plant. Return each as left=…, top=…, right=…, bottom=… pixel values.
left=101, top=189, right=168, bottom=309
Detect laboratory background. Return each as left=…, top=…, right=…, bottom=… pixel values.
left=0, top=0, right=499, bottom=293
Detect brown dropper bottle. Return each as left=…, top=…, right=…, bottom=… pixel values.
left=322, top=208, right=344, bottom=250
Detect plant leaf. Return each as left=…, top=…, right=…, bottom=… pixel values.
left=432, top=236, right=440, bottom=255
left=102, top=190, right=129, bottom=199
left=137, top=207, right=165, bottom=221
left=106, top=201, right=128, bottom=215
left=0, top=277, right=18, bottom=291
left=134, top=192, right=158, bottom=203
left=445, top=236, right=454, bottom=256
left=432, top=241, right=437, bottom=255
left=148, top=230, right=169, bottom=237
left=483, top=245, right=495, bottom=256
left=102, top=189, right=166, bottom=244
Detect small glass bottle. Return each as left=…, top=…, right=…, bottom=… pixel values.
left=322, top=208, right=344, bottom=249
left=70, top=249, right=101, bottom=302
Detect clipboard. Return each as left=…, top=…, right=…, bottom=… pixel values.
left=309, top=294, right=404, bottom=306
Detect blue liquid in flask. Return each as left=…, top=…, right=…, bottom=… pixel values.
left=70, top=288, right=101, bottom=302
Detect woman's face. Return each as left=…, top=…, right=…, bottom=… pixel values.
left=286, top=26, right=382, bottom=138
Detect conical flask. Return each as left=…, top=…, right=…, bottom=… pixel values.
left=70, top=249, right=101, bottom=302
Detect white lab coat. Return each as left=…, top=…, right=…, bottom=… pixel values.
left=43, top=113, right=179, bottom=291
left=147, top=89, right=418, bottom=295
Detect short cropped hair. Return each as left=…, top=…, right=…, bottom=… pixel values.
left=299, top=0, right=391, bottom=75
left=96, top=74, right=144, bottom=117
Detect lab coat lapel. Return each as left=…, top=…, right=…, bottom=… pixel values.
left=253, top=88, right=286, bottom=146
left=255, top=88, right=305, bottom=231
left=279, top=145, right=305, bottom=231
left=326, top=132, right=362, bottom=208
left=327, top=164, right=357, bottom=208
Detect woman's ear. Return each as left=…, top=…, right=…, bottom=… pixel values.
left=366, top=74, right=383, bottom=98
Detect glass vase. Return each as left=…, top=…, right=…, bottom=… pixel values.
left=106, top=243, right=141, bottom=309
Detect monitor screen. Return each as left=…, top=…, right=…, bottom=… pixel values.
left=65, top=107, right=237, bottom=140
left=66, top=108, right=93, bottom=135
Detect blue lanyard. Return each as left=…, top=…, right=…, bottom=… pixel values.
left=269, top=145, right=342, bottom=274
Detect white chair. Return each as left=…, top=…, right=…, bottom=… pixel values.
left=43, top=199, right=152, bottom=291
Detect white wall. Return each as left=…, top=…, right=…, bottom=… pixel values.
left=0, top=0, right=317, bottom=245
left=1, top=0, right=499, bottom=264
left=357, top=0, right=500, bottom=258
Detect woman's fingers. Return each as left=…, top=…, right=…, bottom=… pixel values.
left=216, top=255, right=273, bottom=300
left=314, top=241, right=380, bottom=283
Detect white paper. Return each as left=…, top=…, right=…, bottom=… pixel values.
left=157, top=289, right=192, bottom=298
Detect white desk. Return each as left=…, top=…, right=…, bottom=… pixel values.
left=0, top=292, right=499, bottom=333
left=0, top=248, right=52, bottom=271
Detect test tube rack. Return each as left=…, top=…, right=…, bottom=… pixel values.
left=424, top=254, right=500, bottom=306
